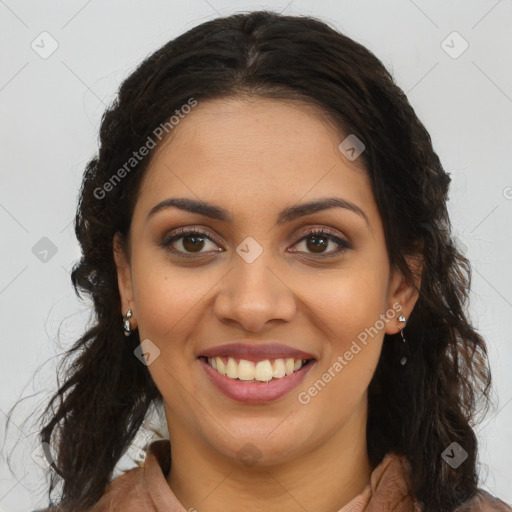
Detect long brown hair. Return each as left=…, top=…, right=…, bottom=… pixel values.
left=13, top=11, right=492, bottom=511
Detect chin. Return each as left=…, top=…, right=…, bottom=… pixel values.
left=204, top=420, right=313, bottom=468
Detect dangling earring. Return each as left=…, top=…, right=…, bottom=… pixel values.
left=123, top=309, right=133, bottom=336
left=398, top=313, right=407, bottom=365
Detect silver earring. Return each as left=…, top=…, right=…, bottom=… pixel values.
left=398, top=314, right=407, bottom=365
left=123, top=309, right=133, bottom=336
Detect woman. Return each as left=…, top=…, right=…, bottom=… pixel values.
left=32, top=10, right=510, bottom=512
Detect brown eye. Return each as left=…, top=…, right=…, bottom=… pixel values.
left=160, top=228, right=222, bottom=258
left=291, top=229, right=351, bottom=257
left=305, top=234, right=329, bottom=253
left=181, top=233, right=206, bottom=252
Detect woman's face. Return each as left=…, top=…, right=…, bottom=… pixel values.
left=114, top=97, right=419, bottom=466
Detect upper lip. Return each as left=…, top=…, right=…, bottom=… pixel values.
left=199, top=342, right=316, bottom=361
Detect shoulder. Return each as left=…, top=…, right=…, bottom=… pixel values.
left=455, top=489, right=512, bottom=511
left=89, top=463, right=155, bottom=511
left=377, top=453, right=511, bottom=512
left=31, top=440, right=171, bottom=512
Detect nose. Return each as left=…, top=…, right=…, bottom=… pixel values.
left=213, top=251, right=297, bottom=332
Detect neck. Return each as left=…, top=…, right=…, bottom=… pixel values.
left=166, top=401, right=372, bottom=512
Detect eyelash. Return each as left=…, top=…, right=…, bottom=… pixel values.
left=159, top=227, right=351, bottom=259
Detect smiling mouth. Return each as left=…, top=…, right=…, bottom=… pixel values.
left=199, top=356, right=315, bottom=383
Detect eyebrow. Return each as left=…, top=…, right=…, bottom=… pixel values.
left=146, top=196, right=370, bottom=227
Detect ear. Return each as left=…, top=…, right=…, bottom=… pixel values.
left=113, top=232, right=137, bottom=330
left=384, top=253, right=423, bottom=336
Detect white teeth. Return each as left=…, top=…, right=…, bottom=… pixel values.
left=272, top=358, right=286, bottom=378
left=238, top=359, right=255, bottom=381
left=226, top=358, right=238, bottom=379
left=207, top=356, right=307, bottom=382
left=216, top=357, right=225, bottom=375
left=255, top=360, right=273, bottom=382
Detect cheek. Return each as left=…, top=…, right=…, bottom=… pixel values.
left=131, top=258, right=207, bottom=342
left=130, top=259, right=207, bottom=415
left=296, top=257, right=389, bottom=399
left=302, top=295, right=386, bottom=420
left=300, top=260, right=390, bottom=340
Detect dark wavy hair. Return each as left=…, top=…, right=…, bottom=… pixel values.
left=23, top=10, right=492, bottom=512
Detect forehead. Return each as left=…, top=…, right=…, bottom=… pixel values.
left=133, top=97, right=379, bottom=228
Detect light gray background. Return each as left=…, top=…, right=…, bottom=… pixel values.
left=1, top=1, right=511, bottom=510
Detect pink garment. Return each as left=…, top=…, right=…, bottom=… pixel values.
left=40, top=440, right=511, bottom=511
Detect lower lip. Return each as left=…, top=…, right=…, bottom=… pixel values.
left=199, top=357, right=315, bottom=404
